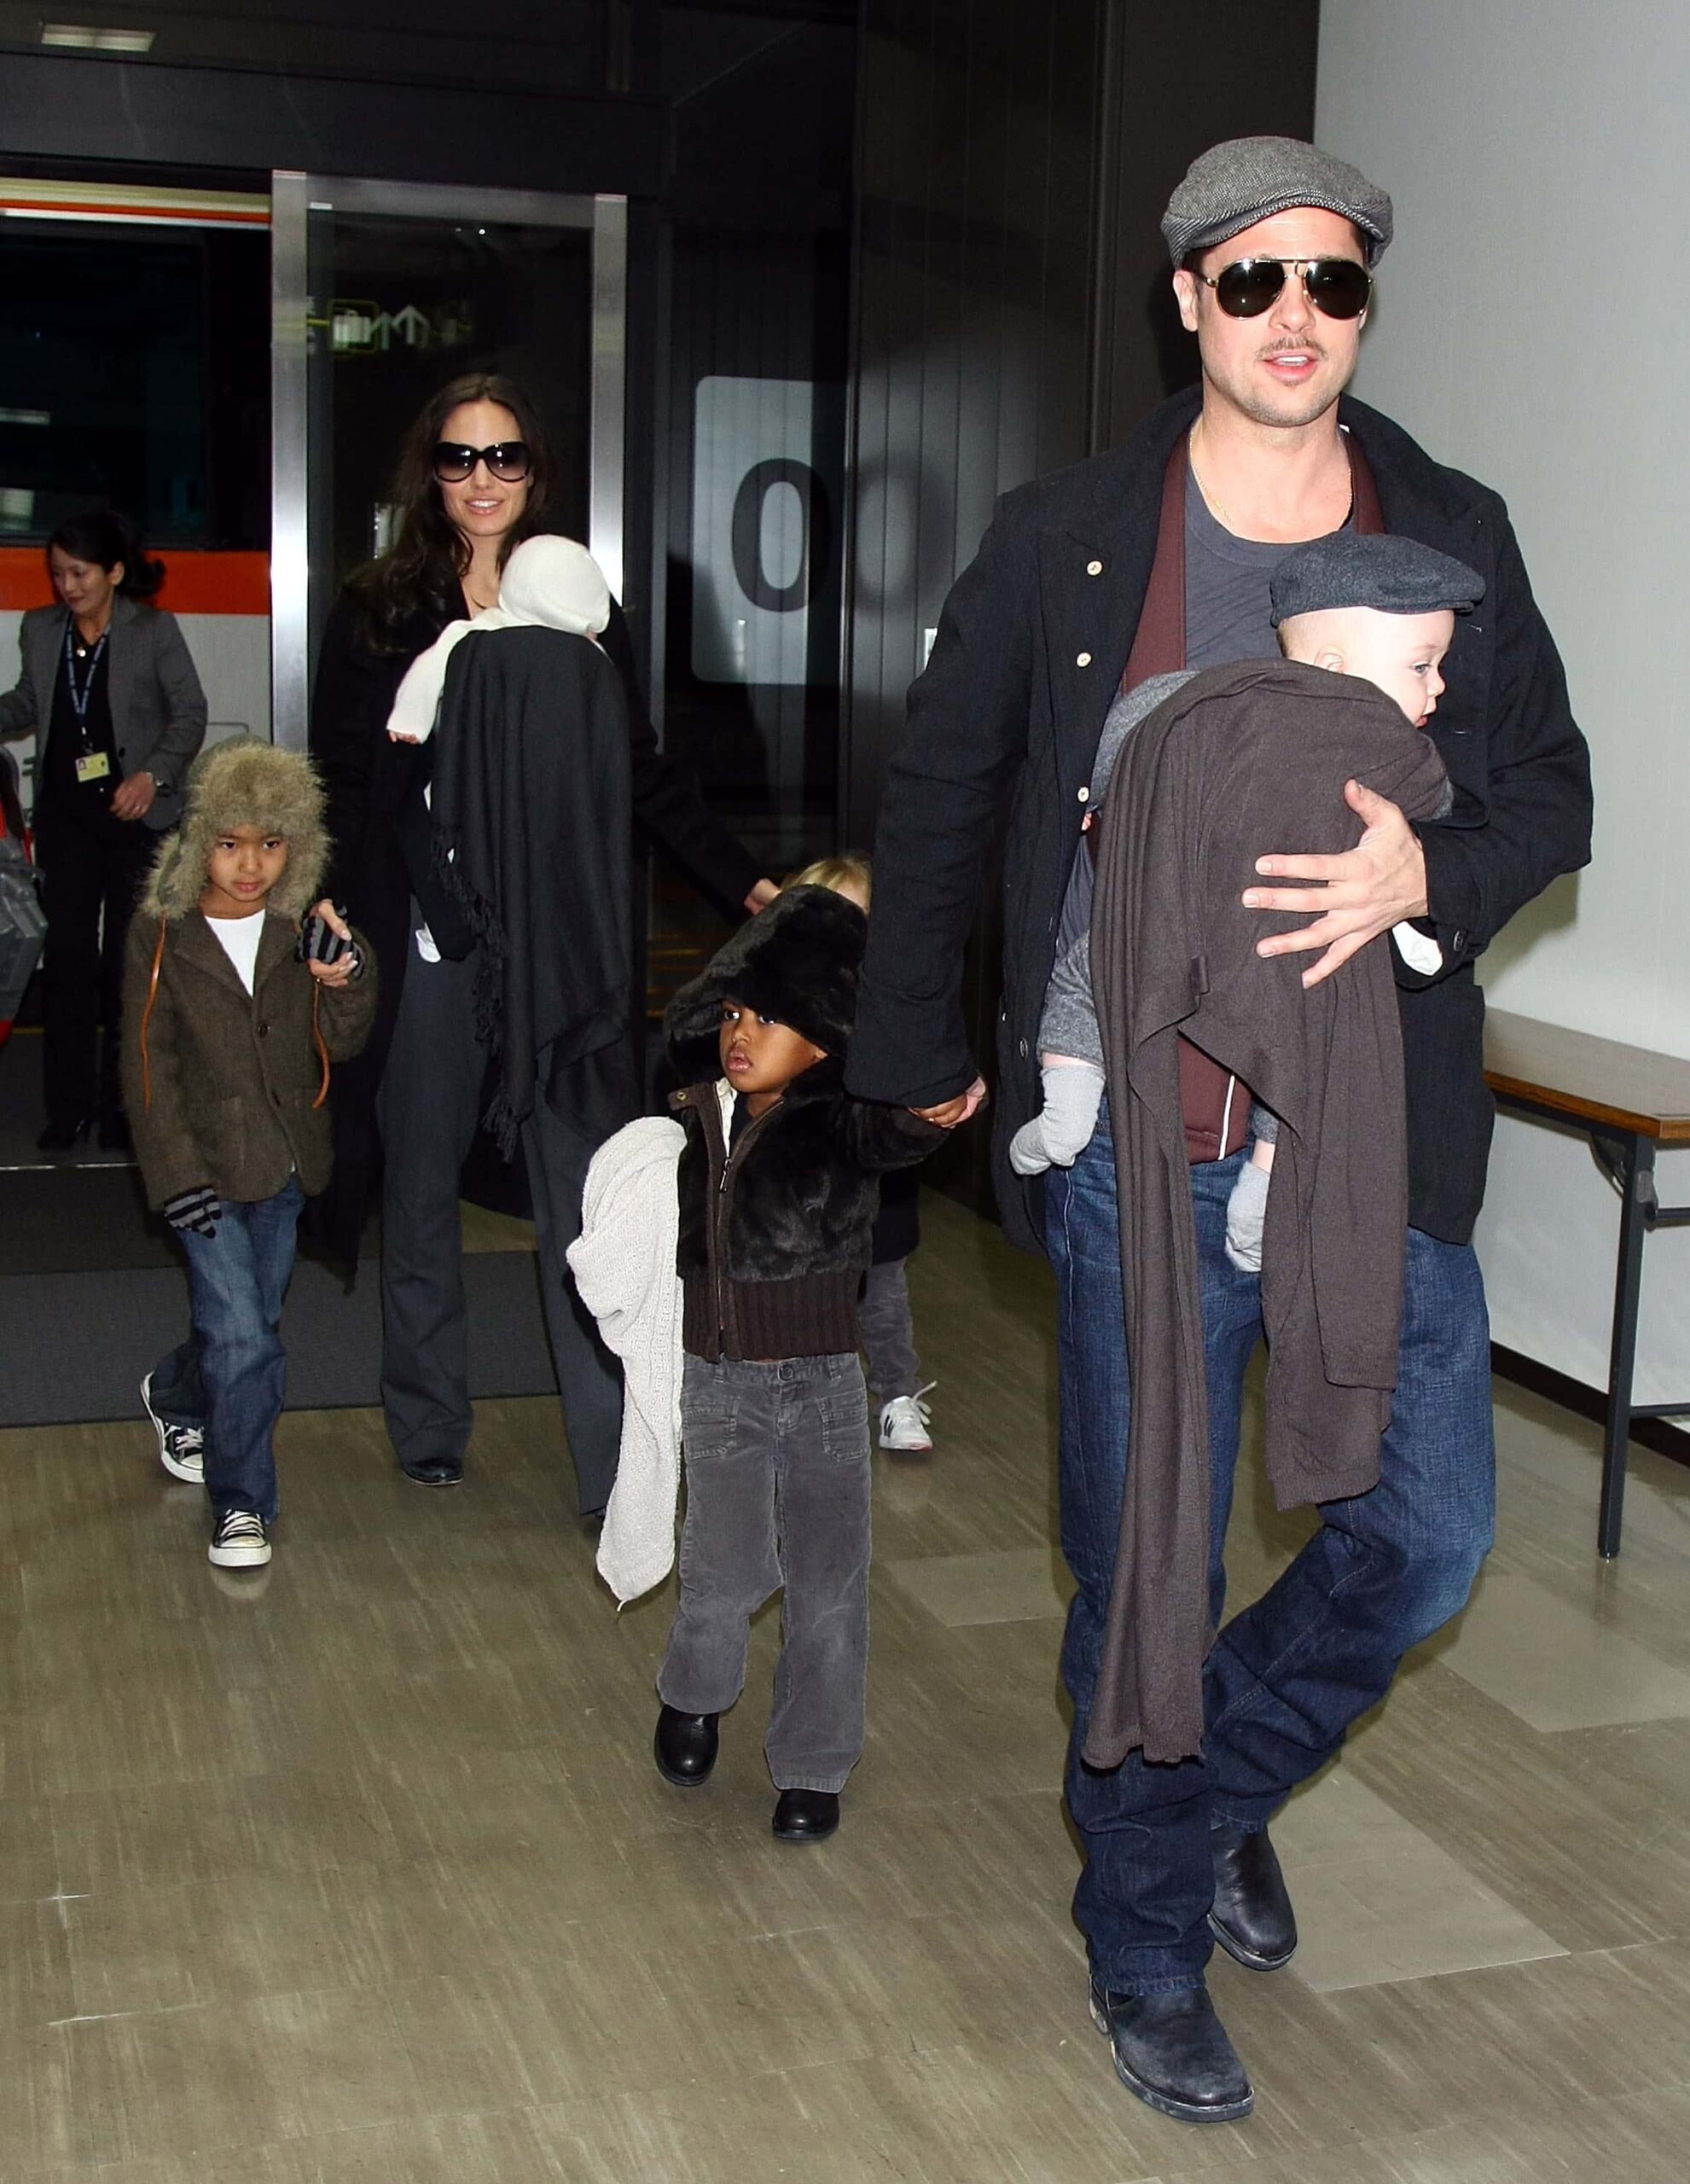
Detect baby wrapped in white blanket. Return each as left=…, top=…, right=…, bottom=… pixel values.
left=386, top=532, right=612, bottom=744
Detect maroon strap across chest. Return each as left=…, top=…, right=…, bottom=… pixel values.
left=1122, top=427, right=1384, bottom=696
left=1112, top=424, right=1385, bottom=1159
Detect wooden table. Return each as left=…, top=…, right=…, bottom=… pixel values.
left=1483, top=1009, right=1690, bottom=1555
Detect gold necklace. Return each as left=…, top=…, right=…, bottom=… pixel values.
left=1188, top=422, right=1237, bottom=533
left=1189, top=419, right=1352, bottom=540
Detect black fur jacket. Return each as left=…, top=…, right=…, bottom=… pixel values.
left=665, top=886, right=945, bottom=1359
left=671, top=1072, right=943, bottom=1360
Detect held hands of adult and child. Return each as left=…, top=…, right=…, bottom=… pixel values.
left=308, top=879, right=779, bottom=942
left=299, top=792, right=1420, bottom=1034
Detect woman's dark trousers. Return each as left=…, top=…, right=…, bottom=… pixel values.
left=377, top=923, right=625, bottom=1513
left=36, top=799, right=153, bottom=1125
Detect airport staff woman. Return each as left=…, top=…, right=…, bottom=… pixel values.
left=0, top=511, right=207, bottom=1149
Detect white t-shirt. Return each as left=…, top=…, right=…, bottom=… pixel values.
left=204, top=908, right=266, bottom=994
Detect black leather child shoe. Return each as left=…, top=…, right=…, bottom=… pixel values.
left=772, top=1787, right=839, bottom=1842
left=654, top=1705, right=718, bottom=1787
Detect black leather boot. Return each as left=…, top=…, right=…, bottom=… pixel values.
left=1209, top=1821, right=1298, bottom=1970
left=1089, top=1977, right=1253, bottom=2123
left=653, top=1705, right=718, bottom=1787
left=772, top=1787, right=839, bottom=1842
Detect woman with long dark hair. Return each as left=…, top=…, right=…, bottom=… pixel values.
left=310, top=371, right=771, bottom=1510
left=0, top=510, right=207, bottom=1147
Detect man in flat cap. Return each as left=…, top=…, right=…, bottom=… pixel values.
left=848, top=135, right=1592, bottom=2121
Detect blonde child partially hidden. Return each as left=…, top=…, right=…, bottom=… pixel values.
left=1009, top=531, right=1479, bottom=1273
left=786, top=856, right=937, bottom=1455
left=123, top=740, right=376, bottom=1569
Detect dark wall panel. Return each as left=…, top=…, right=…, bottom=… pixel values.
left=843, top=0, right=1321, bottom=1206
left=845, top=0, right=1103, bottom=847
left=1088, top=0, right=1321, bottom=450
left=845, top=0, right=1103, bottom=1203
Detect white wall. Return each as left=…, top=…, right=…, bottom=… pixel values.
left=1318, top=0, right=1690, bottom=1402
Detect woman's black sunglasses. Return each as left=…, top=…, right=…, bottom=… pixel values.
left=432, top=440, right=533, bottom=484
left=1197, top=256, right=1373, bottom=322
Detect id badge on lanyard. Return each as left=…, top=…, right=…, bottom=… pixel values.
left=65, top=623, right=113, bottom=784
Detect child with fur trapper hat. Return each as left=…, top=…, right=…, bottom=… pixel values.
left=120, top=737, right=376, bottom=1570
left=651, top=885, right=948, bottom=1843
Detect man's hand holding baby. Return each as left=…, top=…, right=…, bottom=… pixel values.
left=1244, top=780, right=1429, bottom=989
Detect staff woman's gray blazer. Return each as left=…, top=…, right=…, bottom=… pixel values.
left=0, top=595, right=208, bottom=830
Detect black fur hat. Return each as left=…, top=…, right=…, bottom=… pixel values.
left=665, top=884, right=867, bottom=1082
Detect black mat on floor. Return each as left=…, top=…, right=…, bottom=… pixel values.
left=0, top=1164, right=177, bottom=1274
left=0, top=1164, right=383, bottom=1275
left=0, top=1251, right=558, bottom=1426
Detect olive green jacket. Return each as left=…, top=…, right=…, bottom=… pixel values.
left=120, top=908, right=376, bottom=1210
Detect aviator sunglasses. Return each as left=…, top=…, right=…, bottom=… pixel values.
left=432, top=440, right=533, bottom=484
left=1197, top=256, right=1373, bottom=321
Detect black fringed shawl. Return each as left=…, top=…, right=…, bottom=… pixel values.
left=429, top=626, right=635, bottom=1154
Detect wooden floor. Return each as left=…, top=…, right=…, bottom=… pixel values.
left=3, top=1191, right=1690, bottom=2179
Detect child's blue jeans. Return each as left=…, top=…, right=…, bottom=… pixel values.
left=147, top=1176, right=305, bottom=1524
left=659, top=1352, right=872, bottom=1794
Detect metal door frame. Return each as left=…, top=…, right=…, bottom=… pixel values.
left=270, top=172, right=626, bottom=751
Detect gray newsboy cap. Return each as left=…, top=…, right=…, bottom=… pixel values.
left=1270, top=534, right=1484, bottom=627
left=1163, top=136, right=1393, bottom=267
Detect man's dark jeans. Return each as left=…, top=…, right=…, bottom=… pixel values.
left=1045, top=1120, right=1494, bottom=1995
left=148, top=1176, right=304, bottom=1524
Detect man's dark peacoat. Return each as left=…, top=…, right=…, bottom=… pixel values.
left=845, top=386, right=1594, bottom=1251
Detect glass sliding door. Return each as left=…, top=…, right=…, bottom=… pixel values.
left=270, top=175, right=624, bottom=751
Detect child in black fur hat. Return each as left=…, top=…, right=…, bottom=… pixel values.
left=655, top=885, right=949, bottom=1842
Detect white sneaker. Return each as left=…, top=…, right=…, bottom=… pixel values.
left=878, top=1383, right=936, bottom=1453
left=209, top=1511, right=271, bottom=1569
left=141, top=1370, right=206, bottom=1483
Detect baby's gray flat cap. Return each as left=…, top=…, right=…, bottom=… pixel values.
left=1269, top=534, right=1484, bottom=627
left=1162, top=136, right=1392, bottom=266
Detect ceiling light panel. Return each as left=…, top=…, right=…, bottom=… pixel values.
left=38, top=22, right=155, bottom=51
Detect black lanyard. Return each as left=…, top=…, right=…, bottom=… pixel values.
left=63, top=621, right=109, bottom=748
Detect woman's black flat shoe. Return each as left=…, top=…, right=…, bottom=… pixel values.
left=37, top=1117, right=92, bottom=1152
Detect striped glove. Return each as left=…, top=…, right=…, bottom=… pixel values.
left=163, top=1186, right=222, bottom=1239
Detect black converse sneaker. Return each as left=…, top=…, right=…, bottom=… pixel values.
left=141, top=1371, right=205, bottom=1483
left=208, top=1511, right=270, bottom=1569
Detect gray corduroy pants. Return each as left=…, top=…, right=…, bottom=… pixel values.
left=659, top=1351, right=872, bottom=1794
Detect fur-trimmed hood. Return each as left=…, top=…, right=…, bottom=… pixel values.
left=664, top=885, right=866, bottom=1083
left=142, top=736, right=328, bottom=923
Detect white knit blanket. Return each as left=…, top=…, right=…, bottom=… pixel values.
left=385, top=533, right=611, bottom=744
left=566, top=1115, right=684, bottom=1605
